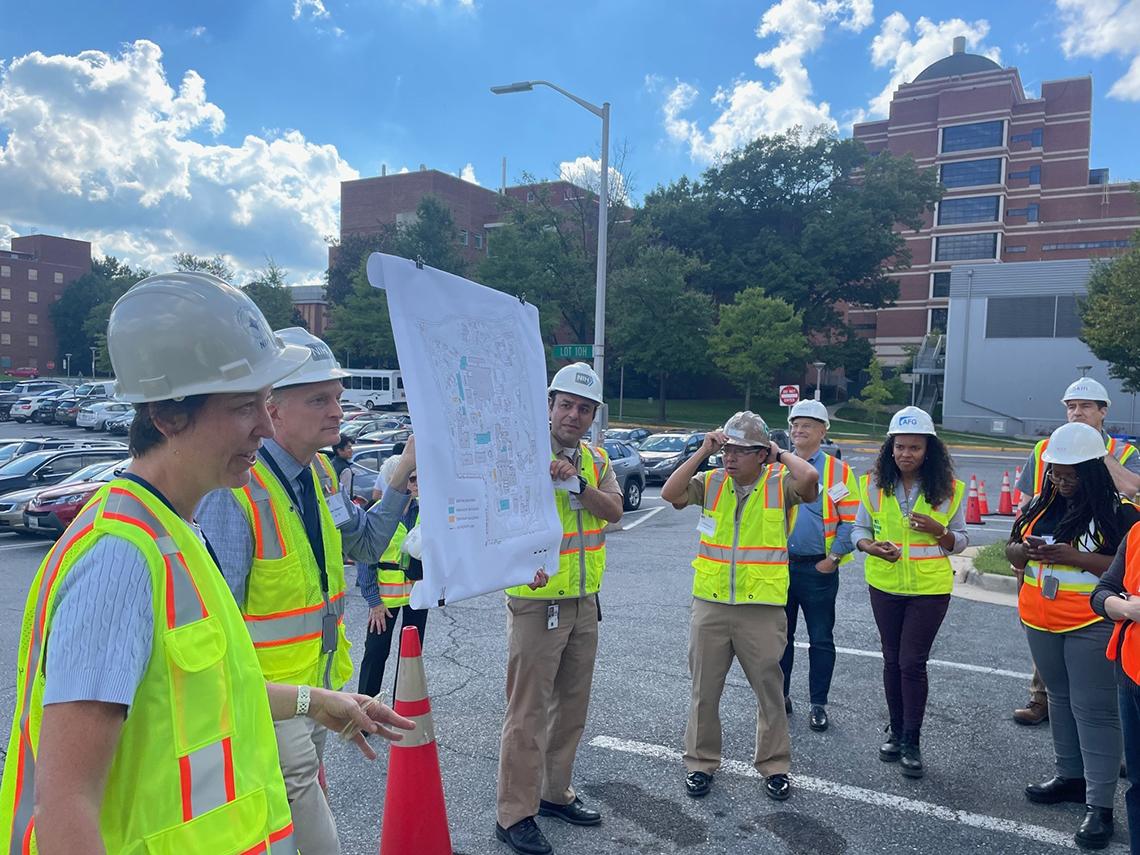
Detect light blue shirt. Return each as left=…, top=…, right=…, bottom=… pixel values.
left=786, top=450, right=854, bottom=559
left=196, top=438, right=409, bottom=602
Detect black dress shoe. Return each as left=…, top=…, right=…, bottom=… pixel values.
left=538, top=797, right=601, bottom=826
left=495, top=817, right=553, bottom=855
left=879, top=726, right=902, bottom=763
left=784, top=696, right=793, bottom=715
left=809, top=704, right=829, bottom=732
left=685, top=770, right=712, bottom=798
left=1025, top=776, right=1087, bottom=805
left=1075, top=805, right=1113, bottom=850
left=900, top=741, right=924, bottom=779
left=765, top=773, right=791, bottom=801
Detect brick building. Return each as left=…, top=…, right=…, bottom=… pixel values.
left=0, top=234, right=92, bottom=374
left=290, top=284, right=329, bottom=337
left=852, top=37, right=1140, bottom=365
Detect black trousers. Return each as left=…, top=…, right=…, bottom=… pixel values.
left=357, top=604, right=428, bottom=698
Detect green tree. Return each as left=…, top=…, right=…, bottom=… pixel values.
left=50, top=257, right=142, bottom=369
left=172, top=252, right=236, bottom=282
left=608, top=246, right=715, bottom=422
left=708, top=288, right=807, bottom=410
left=242, top=260, right=305, bottom=329
left=323, top=257, right=397, bottom=369
left=856, top=357, right=893, bottom=428
left=1081, top=240, right=1140, bottom=391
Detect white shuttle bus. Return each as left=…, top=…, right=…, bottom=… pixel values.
left=341, top=369, right=406, bottom=410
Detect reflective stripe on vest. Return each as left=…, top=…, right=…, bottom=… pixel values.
left=0, top=480, right=293, bottom=853
left=244, top=592, right=347, bottom=647
left=378, top=522, right=414, bottom=608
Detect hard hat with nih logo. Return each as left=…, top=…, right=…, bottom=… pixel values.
left=1061, top=378, right=1111, bottom=407
left=788, top=399, right=830, bottom=429
left=887, top=406, right=936, bottom=436
left=1041, top=422, right=1107, bottom=465
left=549, top=362, right=603, bottom=405
left=272, top=327, right=351, bottom=388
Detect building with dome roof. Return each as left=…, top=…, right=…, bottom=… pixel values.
left=851, top=36, right=1140, bottom=373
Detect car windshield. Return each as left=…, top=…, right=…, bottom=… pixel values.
left=603, top=441, right=627, bottom=458
left=0, top=450, right=54, bottom=476
left=605, top=430, right=631, bottom=440
left=0, top=443, right=25, bottom=463
left=640, top=435, right=685, bottom=452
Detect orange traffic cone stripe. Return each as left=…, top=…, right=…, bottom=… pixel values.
left=997, top=471, right=1016, bottom=516
left=978, top=480, right=991, bottom=516
left=965, top=475, right=984, bottom=525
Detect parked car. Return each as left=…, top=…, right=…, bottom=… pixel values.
left=357, top=428, right=413, bottom=445
left=24, top=458, right=129, bottom=536
left=341, top=417, right=406, bottom=441
left=70, top=380, right=117, bottom=400
left=55, top=395, right=106, bottom=427
left=602, top=440, right=646, bottom=511
left=9, top=388, right=71, bottom=423
left=77, top=400, right=134, bottom=430
left=638, top=431, right=710, bottom=484
left=319, top=442, right=397, bottom=503
left=106, top=410, right=134, bottom=435
left=0, top=457, right=126, bottom=534
left=0, top=447, right=130, bottom=495
left=604, top=427, right=652, bottom=447
left=7, top=367, right=39, bottom=378
left=33, top=395, right=71, bottom=425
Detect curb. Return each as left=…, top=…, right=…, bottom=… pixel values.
left=951, top=549, right=1019, bottom=594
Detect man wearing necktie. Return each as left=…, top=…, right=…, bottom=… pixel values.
left=197, top=327, right=416, bottom=854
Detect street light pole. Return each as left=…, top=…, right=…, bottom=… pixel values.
left=812, top=361, right=826, bottom=402
left=64, top=353, right=71, bottom=379
left=90, top=346, right=97, bottom=378
left=491, top=79, right=610, bottom=435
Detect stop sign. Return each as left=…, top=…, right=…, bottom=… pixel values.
left=778, top=384, right=800, bottom=406
left=45, top=361, right=55, bottom=371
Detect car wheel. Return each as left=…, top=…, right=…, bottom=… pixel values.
left=623, top=478, right=642, bottom=511
left=365, top=399, right=377, bottom=411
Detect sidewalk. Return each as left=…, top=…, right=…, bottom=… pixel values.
left=951, top=546, right=1017, bottom=607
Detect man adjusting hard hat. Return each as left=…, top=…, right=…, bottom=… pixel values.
left=495, top=363, right=623, bottom=855
left=661, top=410, right=819, bottom=802
left=1011, top=377, right=1140, bottom=727
left=197, top=326, right=418, bottom=854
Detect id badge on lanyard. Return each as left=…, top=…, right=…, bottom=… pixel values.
left=321, top=612, right=339, bottom=653
left=1042, top=574, right=1060, bottom=600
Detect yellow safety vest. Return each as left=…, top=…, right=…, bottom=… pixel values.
left=691, top=466, right=792, bottom=605
left=378, top=522, right=414, bottom=609
left=859, top=474, right=965, bottom=596
left=0, top=478, right=294, bottom=854
left=788, top=452, right=861, bottom=565
left=508, top=443, right=609, bottom=599
left=233, top=454, right=353, bottom=690
left=1032, top=435, right=1137, bottom=495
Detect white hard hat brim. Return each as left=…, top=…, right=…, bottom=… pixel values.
left=788, top=415, right=830, bottom=428
left=117, top=342, right=312, bottom=403
left=274, top=364, right=352, bottom=389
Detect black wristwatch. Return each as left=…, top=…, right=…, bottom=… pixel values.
left=578, top=475, right=589, bottom=494
left=773, top=448, right=782, bottom=464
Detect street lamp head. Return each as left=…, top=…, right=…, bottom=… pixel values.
left=491, top=82, right=534, bottom=95
left=812, top=361, right=826, bottom=370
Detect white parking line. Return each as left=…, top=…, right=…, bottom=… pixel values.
left=588, top=735, right=1117, bottom=852
left=0, top=541, right=51, bottom=552
left=621, top=507, right=664, bottom=530
left=799, top=642, right=1031, bottom=680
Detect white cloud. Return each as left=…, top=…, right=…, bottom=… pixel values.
left=860, top=14, right=1000, bottom=122
left=0, top=40, right=358, bottom=281
left=188, top=26, right=208, bottom=38
left=0, top=223, right=18, bottom=246
left=1056, top=0, right=1140, bottom=100
left=662, top=0, right=873, bottom=162
left=460, top=162, right=479, bottom=185
left=292, top=0, right=330, bottom=20
left=558, top=155, right=628, bottom=204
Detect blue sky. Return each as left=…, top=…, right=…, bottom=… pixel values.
left=0, top=0, right=1137, bottom=285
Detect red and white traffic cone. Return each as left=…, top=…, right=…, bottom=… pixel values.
left=996, top=471, right=1016, bottom=516
left=380, top=626, right=451, bottom=855
left=978, top=480, right=991, bottom=516
left=965, top=476, right=984, bottom=525
left=1012, top=466, right=1024, bottom=507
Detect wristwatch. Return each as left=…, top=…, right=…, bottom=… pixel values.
left=827, top=552, right=842, bottom=566
left=296, top=684, right=311, bottom=718
left=577, top=475, right=589, bottom=494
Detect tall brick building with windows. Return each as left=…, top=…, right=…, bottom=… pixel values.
left=0, top=234, right=92, bottom=374
left=852, top=37, right=1140, bottom=364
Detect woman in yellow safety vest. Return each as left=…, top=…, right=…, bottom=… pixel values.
left=853, top=406, right=967, bottom=781
left=0, top=272, right=413, bottom=854
left=1007, top=421, right=1140, bottom=850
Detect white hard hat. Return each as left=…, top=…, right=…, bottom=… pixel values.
left=549, top=362, right=603, bottom=405
left=788, top=399, right=830, bottom=429
left=1061, top=378, right=1111, bottom=407
left=888, top=406, right=936, bottom=436
left=273, top=327, right=350, bottom=389
left=722, top=411, right=771, bottom=447
left=108, top=272, right=311, bottom=403
left=1041, top=422, right=1107, bottom=465
left=403, top=524, right=423, bottom=560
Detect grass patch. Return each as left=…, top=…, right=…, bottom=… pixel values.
left=973, top=541, right=1016, bottom=576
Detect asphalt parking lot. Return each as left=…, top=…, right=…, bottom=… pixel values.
left=0, top=423, right=1079, bottom=854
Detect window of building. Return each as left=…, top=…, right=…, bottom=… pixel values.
left=929, top=308, right=949, bottom=333
left=27, top=335, right=37, bottom=347
left=0, top=334, right=9, bottom=346
left=941, top=120, right=1004, bottom=153
left=459, top=229, right=469, bottom=246
left=0, top=265, right=8, bottom=278
left=474, top=233, right=483, bottom=249
left=27, top=314, right=36, bottom=326
left=27, top=269, right=37, bottom=282
left=931, top=272, right=951, bottom=298
left=53, top=272, right=63, bottom=284
left=27, top=291, right=37, bottom=303
left=0, top=288, right=9, bottom=300
left=938, top=196, right=1000, bottom=225
left=1005, top=245, right=1028, bottom=253
left=939, top=158, right=1003, bottom=188
left=935, top=232, right=998, bottom=262
left=1010, top=128, right=1044, bottom=147
left=0, top=356, right=9, bottom=369
left=1008, top=165, right=1041, bottom=185
left=526, top=191, right=535, bottom=203
left=985, top=295, right=1083, bottom=338
left=1089, top=168, right=1110, bottom=185
left=0, top=311, right=7, bottom=322
left=395, top=211, right=418, bottom=227
left=1043, top=239, right=1131, bottom=252
left=1005, top=204, right=1040, bottom=222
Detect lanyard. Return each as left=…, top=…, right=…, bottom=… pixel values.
left=117, top=472, right=225, bottom=573
left=258, top=448, right=329, bottom=594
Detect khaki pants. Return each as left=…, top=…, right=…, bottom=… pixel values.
left=497, top=595, right=599, bottom=828
left=684, top=598, right=791, bottom=778
left=276, top=715, right=340, bottom=855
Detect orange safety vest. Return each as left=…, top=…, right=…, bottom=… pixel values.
left=1032, top=436, right=1137, bottom=495
left=1107, top=524, right=1140, bottom=682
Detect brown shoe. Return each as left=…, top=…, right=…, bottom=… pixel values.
left=1013, top=699, right=1049, bottom=726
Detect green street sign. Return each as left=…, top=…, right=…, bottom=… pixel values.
left=551, top=344, right=594, bottom=359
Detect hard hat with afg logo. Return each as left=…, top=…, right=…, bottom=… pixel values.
left=549, top=362, right=603, bottom=405
left=887, top=406, right=936, bottom=436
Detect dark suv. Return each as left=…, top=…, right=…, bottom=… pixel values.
left=0, top=447, right=130, bottom=494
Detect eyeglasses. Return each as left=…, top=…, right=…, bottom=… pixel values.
left=721, top=447, right=763, bottom=459
left=1046, top=470, right=1078, bottom=487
